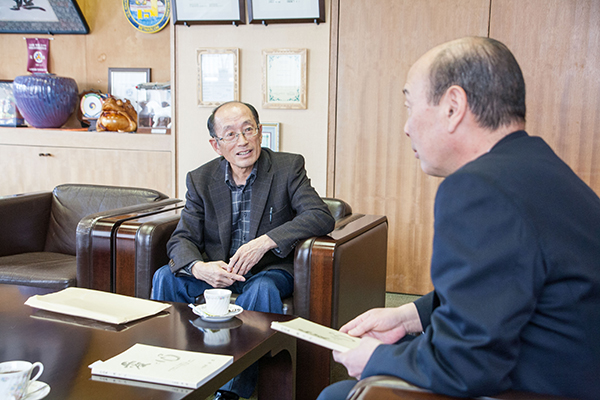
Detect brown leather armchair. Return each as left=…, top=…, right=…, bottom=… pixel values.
left=0, top=184, right=178, bottom=290
left=346, top=376, right=574, bottom=400
left=87, top=197, right=388, bottom=400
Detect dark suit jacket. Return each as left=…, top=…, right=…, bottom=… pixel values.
left=363, top=131, right=600, bottom=400
left=167, top=148, right=335, bottom=276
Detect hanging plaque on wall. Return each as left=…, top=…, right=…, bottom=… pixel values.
left=0, top=0, right=89, bottom=34
left=196, top=48, right=239, bottom=107
left=262, top=48, right=307, bottom=109
left=123, top=0, right=171, bottom=33
left=248, top=0, right=324, bottom=25
left=172, top=0, right=245, bottom=26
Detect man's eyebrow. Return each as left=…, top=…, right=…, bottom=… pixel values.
left=220, top=119, right=254, bottom=131
left=402, top=88, right=409, bottom=96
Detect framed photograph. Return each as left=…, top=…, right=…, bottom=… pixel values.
left=108, top=68, right=151, bottom=110
left=197, top=48, right=239, bottom=107
left=172, top=0, right=245, bottom=25
left=0, top=0, right=89, bottom=34
left=260, top=122, right=279, bottom=151
left=262, top=48, right=307, bottom=110
left=248, top=0, right=324, bottom=25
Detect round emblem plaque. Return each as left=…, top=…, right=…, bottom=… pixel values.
left=123, top=0, right=171, bottom=34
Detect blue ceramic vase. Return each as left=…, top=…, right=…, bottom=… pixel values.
left=13, top=73, right=79, bottom=129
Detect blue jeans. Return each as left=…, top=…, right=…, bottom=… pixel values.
left=151, top=265, right=294, bottom=398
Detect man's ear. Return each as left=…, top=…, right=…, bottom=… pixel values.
left=442, top=85, right=468, bottom=133
left=209, top=138, right=222, bottom=155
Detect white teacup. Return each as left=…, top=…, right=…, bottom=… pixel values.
left=204, top=289, right=232, bottom=316
left=0, top=360, right=44, bottom=400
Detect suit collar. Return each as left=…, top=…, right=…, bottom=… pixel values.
left=209, top=159, right=232, bottom=255
left=491, top=130, right=528, bottom=152
left=249, top=149, right=274, bottom=237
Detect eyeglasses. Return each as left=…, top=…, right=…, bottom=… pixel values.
left=215, top=126, right=259, bottom=143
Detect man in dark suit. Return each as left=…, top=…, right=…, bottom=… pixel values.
left=318, top=37, right=600, bottom=400
left=152, top=101, right=335, bottom=399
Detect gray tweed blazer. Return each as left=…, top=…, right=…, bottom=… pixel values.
left=167, top=148, right=335, bottom=276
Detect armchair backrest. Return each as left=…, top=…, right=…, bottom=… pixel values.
left=322, top=197, right=352, bottom=221
left=44, top=184, right=168, bottom=255
left=0, top=192, right=53, bottom=256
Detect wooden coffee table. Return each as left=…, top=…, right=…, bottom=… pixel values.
left=0, top=284, right=296, bottom=399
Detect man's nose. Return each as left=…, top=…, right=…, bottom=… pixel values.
left=237, top=132, right=249, bottom=144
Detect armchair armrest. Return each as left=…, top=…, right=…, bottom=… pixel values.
left=293, top=214, right=388, bottom=400
left=114, top=209, right=182, bottom=298
left=347, top=376, right=575, bottom=400
left=76, top=199, right=184, bottom=292
left=0, top=191, right=52, bottom=257
left=293, top=214, right=388, bottom=328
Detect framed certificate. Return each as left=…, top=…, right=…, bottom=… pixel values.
left=248, top=0, right=324, bottom=25
left=197, top=48, right=239, bottom=107
left=172, top=0, right=246, bottom=25
left=108, top=68, right=151, bottom=110
left=262, top=49, right=307, bottom=109
left=260, top=122, right=280, bottom=151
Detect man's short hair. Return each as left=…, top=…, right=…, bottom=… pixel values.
left=207, top=101, right=261, bottom=138
left=428, top=37, right=526, bottom=131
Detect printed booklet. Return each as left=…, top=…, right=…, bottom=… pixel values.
left=271, top=317, right=361, bottom=352
left=89, top=343, right=233, bottom=388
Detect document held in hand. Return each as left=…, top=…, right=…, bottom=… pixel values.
left=89, top=343, right=233, bottom=388
left=271, top=317, right=361, bottom=352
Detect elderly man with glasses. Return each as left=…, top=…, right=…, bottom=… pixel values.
left=151, top=101, right=335, bottom=400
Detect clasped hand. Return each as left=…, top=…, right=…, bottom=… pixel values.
left=190, top=234, right=277, bottom=288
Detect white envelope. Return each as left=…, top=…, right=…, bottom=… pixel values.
left=25, top=287, right=171, bottom=324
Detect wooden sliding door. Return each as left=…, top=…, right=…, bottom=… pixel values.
left=329, top=0, right=490, bottom=294
left=330, top=0, right=600, bottom=295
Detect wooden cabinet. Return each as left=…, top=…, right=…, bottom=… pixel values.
left=0, top=128, right=174, bottom=197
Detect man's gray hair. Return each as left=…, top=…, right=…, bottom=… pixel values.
left=428, top=37, right=526, bottom=131
left=207, top=101, right=260, bottom=138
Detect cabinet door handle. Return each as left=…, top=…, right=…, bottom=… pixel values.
left=38, top=153, right=52, bottom=157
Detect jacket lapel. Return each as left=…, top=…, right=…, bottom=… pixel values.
left=209, top=159, right=232, bottom=256
left=249, top=150, right=273, bottom=239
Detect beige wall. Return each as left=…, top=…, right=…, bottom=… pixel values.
left=173, top=2, right=331, bottom=197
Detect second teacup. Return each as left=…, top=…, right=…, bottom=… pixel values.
left=204, top=289, right=232, bottom=316
left=0, top=360, right=44, bottom=400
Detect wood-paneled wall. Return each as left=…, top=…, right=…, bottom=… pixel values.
left=329, top=0, right=600, bottom=294
left=491, top=0, right=600, bottom=192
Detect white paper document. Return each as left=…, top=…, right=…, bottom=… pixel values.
left=24, top=287, right=171, bottom=324
left=89, top=343, right=233, bottom=389
left=271, top=317, right=361, bottom=352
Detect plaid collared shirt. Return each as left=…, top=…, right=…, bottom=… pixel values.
left=225, top=163, right=258, bottom=257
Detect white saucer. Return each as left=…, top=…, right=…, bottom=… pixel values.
left=25, top=381, right=50, bottom=400
left=192, top=304, right=243, bottom=322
